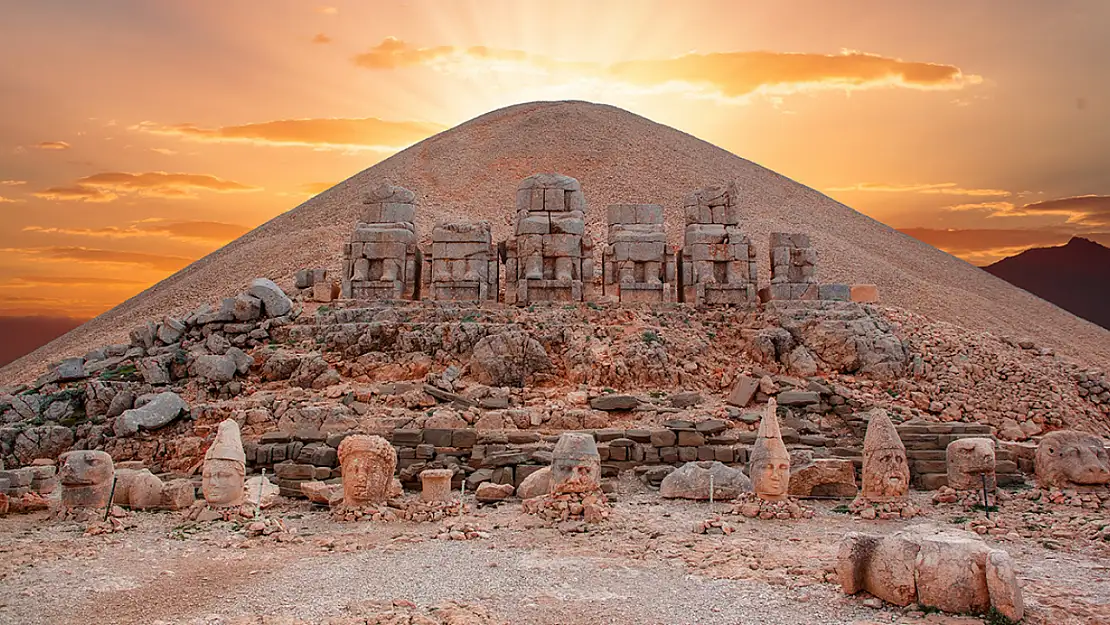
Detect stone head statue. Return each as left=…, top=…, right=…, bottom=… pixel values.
left=749, top=398, right=791, bottom=501
left=1035, top=430, right=1110, bottom=490
left=551, top=432, right=601, bottom=494
left=338, top=435, right=397, bottom=506
left=59, top=450, right=115, bottom=509
left=946, top=438, right=996, bottom=491
left=861, top=409, right=910, bottom=501
left=202, top=419, right=246, bottom=507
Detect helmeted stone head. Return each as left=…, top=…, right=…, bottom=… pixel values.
left=202, top=419, right=246, bottom=507
left=1035, top=430, right=1110, bottom=490
left=861, top=409, right=910, bottom=501
left=338, top=435, right=397, bottom=506
left=551, top=432, right=601, bottom=494
left=749, top=398, right=791, bottom=501
left=59, top=450, right=115, bottom=509
left=946, top=438, right=996, bottom=491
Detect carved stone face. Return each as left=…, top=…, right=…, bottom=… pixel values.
left=338, top=435, right=397, bottom=506
left=1036, top=430, right=1110, bottom=489
left=947, top=438, right=996, bottom=491
left=862, top=448, right=910, bottom=500
left=202, top=458, right=245, bottom=507
left=59, top=450, right=114, bottom=509
left=551, top=432, right=601, bottom=494
left=752, top=458, right=791, bottom=501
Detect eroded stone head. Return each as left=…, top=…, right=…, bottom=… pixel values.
left=338, top=435, right=397, bottom=506
left=861, top=409, right=909, bottom=501
left=946, top=438, right=996, bottom=491
left=1035, top=430, right=1110, bottom=490
left=551, top=432, right=601, bottom=494
left=202, top=419, right=246, bottom=507
left=749, top=399, right=790, bottom=501
left=59, top=450, right=114, bottom=509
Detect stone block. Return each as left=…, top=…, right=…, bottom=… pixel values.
left=850, top=284, right=880, bottom=303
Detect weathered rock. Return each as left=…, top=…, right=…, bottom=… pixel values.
left=59, top=450, right=114, bottom=509
left=233, top=293, right=263, bottom=322
left=517, top=466, right=552, bottom=499
left=986, top=550, right=1024, bottom=622
left=660, top=461, right=751, bottom=500
left=838, top=531, right=920, bottom=606
left=468, top=331, right=551, bottom=387
left=55, top=358, right=87, bottom=381
left=338, top=435, right=396, bottom=507
left=726, top=375, right=758, bottom=407
left=245, top=475, right=281, bottom=509
left=13, top=425, right=74, bottom=465
left=914, top=532, right=992, bottom=615
left=157, top=317, right=186, bottom=344
left=115, top=392, right=188, bottom=437
left=195, top=354, right=237, bottom=383
left=225, top=347, right=253, bottom=375
left=248, top=278, right=293, bottom=318
left=301, top=480, right=342, bottom=506
left=789, top=459, right=857, bottom=497
left=138, top=355, right=172, bottom=385
left=475, top=482, right=514, bottom=502
left=551, top=432, right=601, bottom=494
left=420, top=468, right=453, bottom=502
left=590, top=394, right=640, bottom=411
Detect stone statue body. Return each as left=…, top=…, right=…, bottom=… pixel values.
left=59, top=450, right=115, bottom=509
left=946, top=438, right=996, bottom=491
left=338, top=435, right=397, bottom=506
left=749, top=398, right=790, bottom=501
left=202, top=419, right=246, bottom=507
left=861, top=410, right=910, bottom=501
left=1035, top=430, right=1110, bottom=490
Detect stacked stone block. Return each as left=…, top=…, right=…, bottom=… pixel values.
left=503, top=173, right=595, bottom=304
left=895, top=422, right=1023, bottom=490
left=603, top=204, right=675, bottom=303
left=679, top=183, right=757, bottom=306
left=429, top=221, right=498, bottom=302
left=341, top=183, right=421, bottom=301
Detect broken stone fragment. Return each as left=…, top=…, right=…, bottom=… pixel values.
left=115, top=392, right=188, bottom=437
left=248, top=278, right=293, bottom=317
left=660, top=461, right=751, bottom=500
left=194, top=354, right=237, bottom=383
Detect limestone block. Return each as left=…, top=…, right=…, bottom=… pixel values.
left=789, top=459, right=857, bottom=497
left=116, top=392, right=188, bottom=437
left=420, top=468, right=453, bottom=502
left=914, top=533, right=992, bottom=614
left=248, top=278, right=293, bottom=317
left=986, top=550, right=1024, bottom=622
left=850, top=284, right=880, bottom=302
left=659, top=461, right=751, bottom=499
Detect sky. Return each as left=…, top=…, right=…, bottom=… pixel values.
left=1, top=0, right=1108, bottom=323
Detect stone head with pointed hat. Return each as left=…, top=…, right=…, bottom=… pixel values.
left=338, top=434, right=397, bottom=506
left=202, top=419, right=246, bottom=507
left=861, top=409, right=910, bottom=501
left=749, top=398, right=791, bottom=501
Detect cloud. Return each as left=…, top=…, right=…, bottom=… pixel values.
left=1007, top=195, right=1110, bottom=227
left=0, top=180, right=26, bottom=186
left=34, top=141, right=71, bottom=150
left=33, top=171, right=260, bottom=202
left=312, top=33, right=332, bottom=44
left=0, top=246, right=194, bottom=271
left=7, top=276, right=147, bottom=287
left=944, top=201, right=1017, bottom=212
left=352, top=38, right=979, bottom=101
left=0, top=195, right=22, bottom=204
left=133, top=117, right=443, bottom=151
left=316, top=6, right=338, bottom=15
left=827, top=182, right=1012, bottom=197
left=149, top=147, right=177, bottom=155
left=32, top=185, right=118, bottom=203
left=22, top=219, right=250, bottom=243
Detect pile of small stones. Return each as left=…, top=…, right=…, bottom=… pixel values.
left=405, top=498, right=468, bottom=523
left=434, top=520, right=490, bottom=540
left=692, top=516, right=736, bottom=534
left=182, top=502, right=259, bottom=523
left=847, top=496, right=919, bottom=520
left=521, top=490, right=611, bottom=526
left=1020, top=487, right=1110, bottom=510
left=731, top=493, right=813, bottom=520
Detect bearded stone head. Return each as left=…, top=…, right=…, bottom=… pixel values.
left=861, top=410, right=910, bottom=501
left=1035, top=430, right=1110, bottom=490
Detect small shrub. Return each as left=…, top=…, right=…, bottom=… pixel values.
left=984, top=608, right=1018, bottom=625
left=950, top=516, right=969, bottom=524
left=642, top=330, right=662, bottom=345
left=831, top=504, right=851, bottom=514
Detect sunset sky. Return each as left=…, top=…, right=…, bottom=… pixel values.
left=1, top=0, right=1108, bottom=322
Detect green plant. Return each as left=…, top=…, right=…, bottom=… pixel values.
left=99, top=363, right=139, bottom=382
left=602, top=387, right=616, bottom=394
left=642, top=330, right=662, bottom=345
left=831, top=504, right=851, bottom=514
left=950, top=516, right=969, bottom=524
left=971, top=503, right=999, bottom=514
left=462, top=313, right=478, bottom=322
left=984, top=608, right=1018, bottom=625
left=563, top=305, right=575, bottom=310
left=588, top=302, right=600, bottom=310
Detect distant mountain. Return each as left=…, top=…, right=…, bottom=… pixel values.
left=984, top=237, right=1110, bottom=330
left=0, top=316, right=87, bottom=368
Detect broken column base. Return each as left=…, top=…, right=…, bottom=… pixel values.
left=508, top=279, right=583, bottom=305
left=431, top=281, right=494, bottom=302
left=687, top=283, right=756, bottom=306
left=616, top=282, right=671, bottom=304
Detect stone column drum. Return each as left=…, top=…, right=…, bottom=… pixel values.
left=420, top=468, right=454, bottom=502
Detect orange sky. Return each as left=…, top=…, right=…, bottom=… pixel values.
left=1, top=0, right=1108, bottom=319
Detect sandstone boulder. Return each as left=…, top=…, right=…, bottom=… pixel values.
left=475, top=482, right=514, bottom=502
left=986, top=550, right=1024, bottom=622
left=590, top=394, right=640, bottom=411
left=195, top=354, right=237, bottom=383
left=660, top=461, right=751, bottom=500
left=517, top=466, right=552, bottom=499
left=13, top=425, right=74, bottom=465
left=116, top=392, right=188, bottom=437
left=468, top=331, right=551, bottom=387
left=789, top=459, right=857, bottom=497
